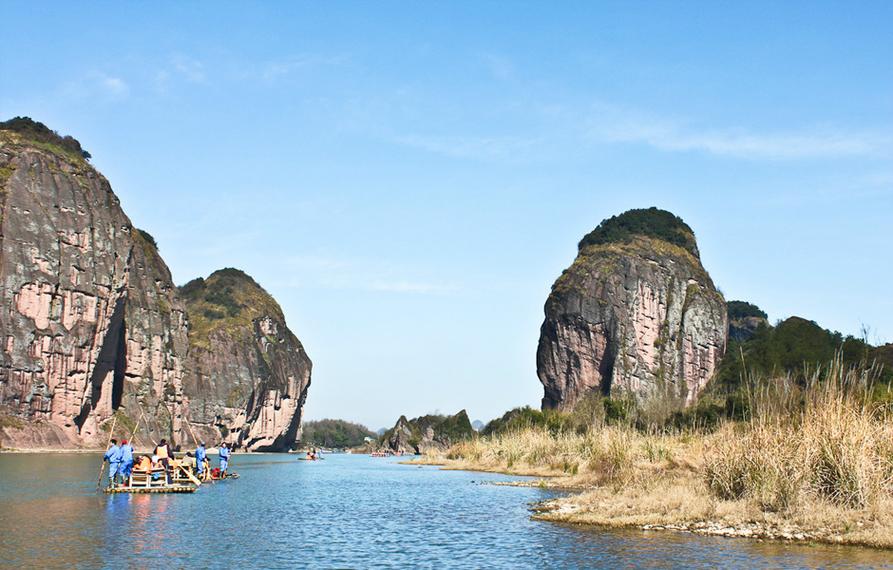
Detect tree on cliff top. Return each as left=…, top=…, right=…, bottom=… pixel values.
left=728, top=300, right=768, bottom=320
left=578, top=207, right=699, bottom=258
left=0, top=116, right=91, bottom=160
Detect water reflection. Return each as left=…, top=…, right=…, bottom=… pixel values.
left=0, top=453, right=890, bottom=569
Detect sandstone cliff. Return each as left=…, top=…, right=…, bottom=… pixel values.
left=537, top=208, right=727, bottom=411
left=382, top=410, right=474, bottom=454
left=0, top=118, right=311, bottom=450
left=179, top=269, right=311, bottom=452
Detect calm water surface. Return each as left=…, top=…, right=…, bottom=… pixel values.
left=0, top=453, right=889, bottom=569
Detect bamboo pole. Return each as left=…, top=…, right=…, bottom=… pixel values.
left=178, top=462, right=202, bottom=486
left=183, top=413, right=199, bottom=446
left=95, top=414, right=118, bottom=490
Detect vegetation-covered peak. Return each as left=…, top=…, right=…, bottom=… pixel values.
left=134, top=228, right=158, bottom=250
left=727, top=300, right=767, bottom=321
left=0, top=116, right=91, bottom=161
left=579, top=207, right=699, bottom=258
left=180, top=268, right=284, bottom=348
left=380, top=410, right=474, bottom=446
left=712, top=315, right=889, bottom=396
left=300, top=419, right=376, bottom=448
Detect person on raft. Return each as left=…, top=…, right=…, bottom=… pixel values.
left=119, top=439, right=134, bottom=483
left=195, top=442, right=207, bottom=481
left=154, top=439, right=173, bottom=483
left=134, top=455, right=151, bottom=471
left=218, top=442, right=231, bottom=476
left=103, top=439, right=122, bottom=487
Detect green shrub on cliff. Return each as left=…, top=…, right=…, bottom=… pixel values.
left=578, top=207, right=699, bottom=258
left=0, top=116, right=91, bottom=160
left=727, top=300, right=767, bottom=320
left=179, top=268, right=285, bottom=348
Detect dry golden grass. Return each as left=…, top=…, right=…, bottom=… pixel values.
left=416, top=358, right=893, bottom=549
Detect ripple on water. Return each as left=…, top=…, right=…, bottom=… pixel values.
left=0, top=453, right=890, bottom=569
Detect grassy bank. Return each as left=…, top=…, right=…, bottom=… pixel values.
left=415, top=359, right=893, bottom=548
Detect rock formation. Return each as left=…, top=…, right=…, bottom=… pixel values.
left=0, top=118, right=311, bottom=450
left=382, top=410, right=474, bottom=454
left=179, top=270, right=311, bottom=451
left=537, top=208, right=727, bottom=411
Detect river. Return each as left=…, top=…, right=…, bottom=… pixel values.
left=0, top=453, right=889, bottom=569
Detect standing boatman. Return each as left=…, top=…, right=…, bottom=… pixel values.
left=103, top=439, right=122, bottom=487
left=218, top=442, right=230, bottom=476
left=195, top=441, right=207, bottom=479
left=119, top=439, right=135, bottom=483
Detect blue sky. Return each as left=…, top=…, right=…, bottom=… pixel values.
left=2, top=2, right=891, bottom=429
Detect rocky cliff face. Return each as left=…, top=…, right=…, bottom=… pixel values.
left=537, top=208, right=727, bottom=411
left=0, top=119, right=311, bottom=450
left=382, top=410, right=474, bottom=454
left=179, top=270, right=312, bottom=452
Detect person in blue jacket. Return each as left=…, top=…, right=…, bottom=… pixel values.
left=218, top=442, right=230, bottom=476
left=103, top=439, right=122, bottom=486
left=119, top=439, right=134, bottom=482
left=195, top=442, right=207, bottom=478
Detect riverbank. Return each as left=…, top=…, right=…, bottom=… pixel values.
left=411, top=365, right=893, bottom=550
left=413, top=427, right=893, bottom=549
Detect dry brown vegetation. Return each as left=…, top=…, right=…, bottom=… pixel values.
left=415, top=358, right=893, bottom=548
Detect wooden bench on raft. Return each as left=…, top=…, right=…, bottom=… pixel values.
left=169, top=460, right=202, bottom=486
left=129, top=467, right=170, bottom=488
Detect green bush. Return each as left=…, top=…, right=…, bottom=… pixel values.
left=727, top=300, right=767, bottom=320
left=0, top=116, right=91, bottom=159
left=578, top=207, right=699, bottom=258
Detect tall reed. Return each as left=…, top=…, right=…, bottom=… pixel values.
left=704, top=356, right=892, bottom=510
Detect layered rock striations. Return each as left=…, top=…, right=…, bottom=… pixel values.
left=537, top=208, right=727, bottom=411
left=179, top=270, right=311, bottom=452
left=0, top=119, right=311, bottom=450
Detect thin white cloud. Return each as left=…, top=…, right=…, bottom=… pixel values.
left=392, top=134, right=537, bottom=161
left=261, top=54, right=347, bottom=81
left=587, top=104, right=891, bottom=160
left=171, top=55, right=206, bottom=83
left=481, top=53, right=515, bottom=81
left=387, top=99, right=889, bottom=163
left=276, top=254, right=459, bottom=295
left=368, top=280, right=458, bottom=294
left=62, top=72, right=129, bottom=100
left=99, top=75, right=129, bottom=97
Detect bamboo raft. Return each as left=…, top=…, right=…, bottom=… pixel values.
left=105, top=484, right=197, bottom=494
left=105, top=460, right=203, bottom=494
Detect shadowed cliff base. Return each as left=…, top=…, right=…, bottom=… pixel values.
left=412, top=357, right=893, bottom=549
